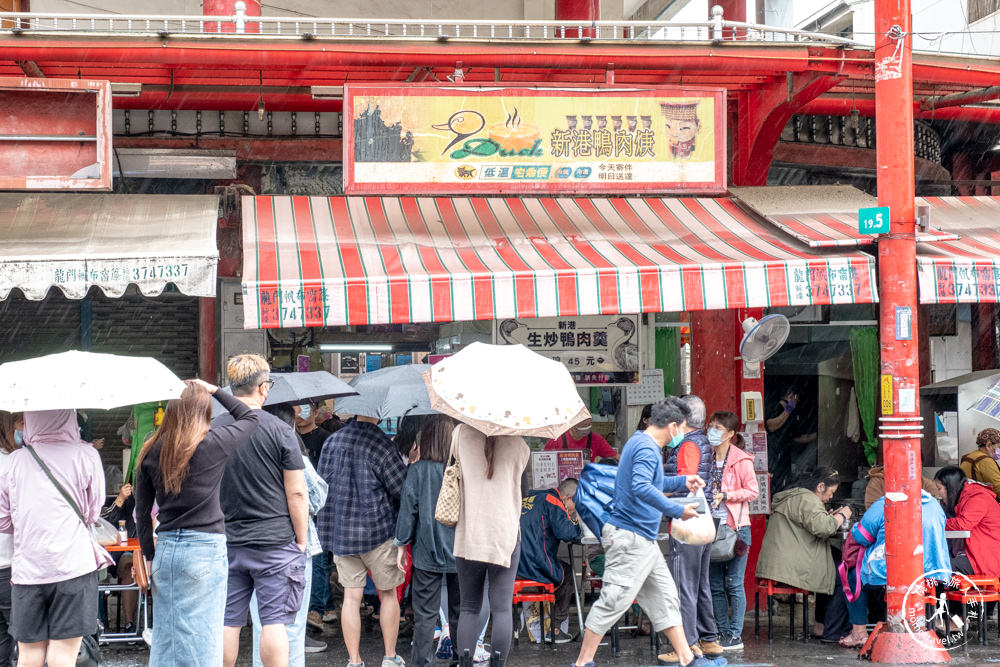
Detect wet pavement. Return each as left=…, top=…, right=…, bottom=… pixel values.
left=97, top=615, right=1000, bottom=666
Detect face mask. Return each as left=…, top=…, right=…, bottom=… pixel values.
left=707, top=428, right=725, bottom=447
left=575, top=425, right=591, bottom=435
left=299, top=405, right=311, bottom=420
left=666, top=426, right=686, bottom=449
left=13, top=431, right=22, bottom=446
left=992, top=448, right=1000, bottom=462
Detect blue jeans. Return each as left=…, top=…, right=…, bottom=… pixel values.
left=150, top=530, right=228, bottom=667
left=709, top=525, right=751, bottom=639
left=310, top=551, right=331, bottom=613
left=251, top=557, right=313, bottom=667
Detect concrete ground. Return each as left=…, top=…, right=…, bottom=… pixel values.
left=98, top=608, right=1000, bottom=666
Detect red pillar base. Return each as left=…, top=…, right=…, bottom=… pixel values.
left=860, top=623, right=950, bottom=663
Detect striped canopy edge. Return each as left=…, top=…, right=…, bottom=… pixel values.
left=240, top=195, right=878, bottom=329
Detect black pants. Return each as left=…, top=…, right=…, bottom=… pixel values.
left=553, top=561, right=574, bottom=627
left=456, top=539, right=521, bottom=665
left=0, top=568, right=11, bottom=666
left=410, top=568, right=459, bottom=667
left=670, top=538, right=718, bottom=645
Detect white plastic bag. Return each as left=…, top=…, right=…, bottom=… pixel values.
left=669, top=489, right=716, bottom=546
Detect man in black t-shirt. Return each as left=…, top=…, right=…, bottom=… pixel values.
left=294, top=403, right=331, bottom=469
left=217, top=354, right=309, bottom=667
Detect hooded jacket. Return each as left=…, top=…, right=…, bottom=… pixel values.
left=852, top=490, right=950, bottom=587
left=516, top=489, right=581, bottom=586
left=755, top=487, right=841, bottom=594
left=946, top=480, right=1000, bottom=579
left=716, top=444, right=759, bottom=530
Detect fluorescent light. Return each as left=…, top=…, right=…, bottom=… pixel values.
left=311, top=86, right=344, bottom=100
left=320, top=343, right=393, bottom=352
left=110, top=82, right=142, bottom=97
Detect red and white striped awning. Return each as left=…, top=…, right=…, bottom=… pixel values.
left=916, top=196, right=1000, bottom=304
left=240, top=196, right=877, bottom=329
left=732, top=186, right=959, bottom=248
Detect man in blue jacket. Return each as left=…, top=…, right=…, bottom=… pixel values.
left=571, top=397, right=726, bottom=667
left=517, top=478, right=582, bottom=644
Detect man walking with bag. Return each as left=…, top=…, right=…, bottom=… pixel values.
left=570, top=396, right=726, bottom=667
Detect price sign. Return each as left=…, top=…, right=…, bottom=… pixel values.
left=859, top=206, right=890, bottom=235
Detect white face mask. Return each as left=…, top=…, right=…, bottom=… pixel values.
left=13, top=430, right=23, bottom=446
left=575, top=425, right=592, bottom=435
left=299, top=404, right=311, bottom=420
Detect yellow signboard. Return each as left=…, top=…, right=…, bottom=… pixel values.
left=881, top=374, right=894, bottom=416
left=344, top=85, right=726, bottom=195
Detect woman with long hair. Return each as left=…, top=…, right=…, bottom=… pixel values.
left=134, top=379, right=259, bottom=667
left=452, top=425, right=530, bottom=666
left=934, top=465, right=1000, bottom=578
left=705, top=411, right=759, bottom=650
left=395, top=414, right=459, bottom=667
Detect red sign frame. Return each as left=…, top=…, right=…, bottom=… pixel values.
left=0, top=77, right=113, bottom=191
left=343, top=84, right=726, bottom=196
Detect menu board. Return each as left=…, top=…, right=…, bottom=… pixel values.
left=530, top=450, right=587, bottom=489
left=749, top=473, right=770, bottom=515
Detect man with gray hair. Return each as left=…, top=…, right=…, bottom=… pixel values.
left=571, top=397, right=726, bottom=667
left=660, top=394, right=721, bottom=662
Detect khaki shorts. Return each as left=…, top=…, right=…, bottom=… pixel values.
left=334, top=538, right=404, bottom=591
left=584, top=524, right=682, bottom=635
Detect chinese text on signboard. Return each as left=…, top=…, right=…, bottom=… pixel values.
left=493, top=315, right=640, bottom=384
left=343, top=85, right=726, bottom=195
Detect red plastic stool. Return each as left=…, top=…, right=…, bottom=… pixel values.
left=754, top=578, right=811, bottom=643
left=512, top=579, right=556, bottom=648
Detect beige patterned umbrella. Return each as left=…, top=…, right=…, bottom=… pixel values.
left=424, top=342, right=590, bottom=438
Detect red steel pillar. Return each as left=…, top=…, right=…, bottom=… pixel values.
left=866, top=0, right=947, bottom=661
left=555, top=0, right=598, bottom=38
left=203, top=0, right=260, bottom=34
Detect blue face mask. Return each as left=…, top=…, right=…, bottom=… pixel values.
left=707, top=428, right=725, bottom=447
left=666, top=427, right=685, bottom=449
left=13, top=430, right=22, bottom=446
left=299, top=405, right=311, bottom=420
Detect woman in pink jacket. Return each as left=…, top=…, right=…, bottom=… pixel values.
left=705, top=411, right=759, bottom=650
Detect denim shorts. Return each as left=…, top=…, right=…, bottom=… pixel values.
left=226, top=541, right=307, bottom=626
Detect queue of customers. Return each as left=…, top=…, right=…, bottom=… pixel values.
left=5, top=353, right=1000, bottom=667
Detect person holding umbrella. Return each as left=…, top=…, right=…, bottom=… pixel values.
left=134, top=378, right=260, bottom=667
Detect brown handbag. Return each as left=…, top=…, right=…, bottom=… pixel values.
left=434, top=425, right=463, bottom=527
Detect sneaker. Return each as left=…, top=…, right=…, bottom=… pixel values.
left=305, top=635, right=328, bottom=653
left=382, top=657, right=405, bottom=667
left=142, top=628, right=153, bottom=647
left=571, top=663, right=596, bottom=667
left=307, top=610, right=324, bottom=631
left=658, top=646, right=702, bottom=665
left=122, top=622, right=136, bottom=635
left=698, top=640, right=724, bottom=657
left=347, top=663, right=365, bottom=667
left=434, top=626, right=443, bottom=642
left=436, top=635, right=453, bottom=660
left=472, top=643, right=490, bottom=663
left=719, top=636, right=743, bottom=651
left=323, top=610, right=339, bottom=623
left=550, top=629, right=575, bottom=644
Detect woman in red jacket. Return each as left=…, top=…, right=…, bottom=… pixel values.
left=933, top=466, right=1000, bottom=577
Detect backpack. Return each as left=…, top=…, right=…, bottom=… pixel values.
left=573, top=463, right=618, bottom=540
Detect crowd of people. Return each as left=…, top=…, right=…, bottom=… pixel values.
left=1, top=354, right=1000, bottom=667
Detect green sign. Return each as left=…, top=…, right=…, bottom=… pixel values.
left=859, top=206, right=890, bottom=235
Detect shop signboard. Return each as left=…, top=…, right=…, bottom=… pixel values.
left=343, top=85, right=726, bottom=195
left=530, top=450, right=587, bottom=490
left=492, top=314, right=640, bottom=385
left=749, top=473, right=771, bottom=515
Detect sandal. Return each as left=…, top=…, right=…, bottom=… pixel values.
left=839, top=635, right=867, bottom=649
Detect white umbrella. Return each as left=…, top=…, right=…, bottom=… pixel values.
left=424, top=342, right=590, bottom=438
left=335, top=364, right=435, bottom=420
left=0, top=350, right=186, bottom=412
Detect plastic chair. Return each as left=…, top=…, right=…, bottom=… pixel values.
left=512, top=579, right=556, bottom=647
left=754, top=578, right=811, bottom=643
left=945, top=575, right=1000, bottom=650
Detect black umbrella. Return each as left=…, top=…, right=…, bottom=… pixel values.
left=212, top=371, right=358, bottom=416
